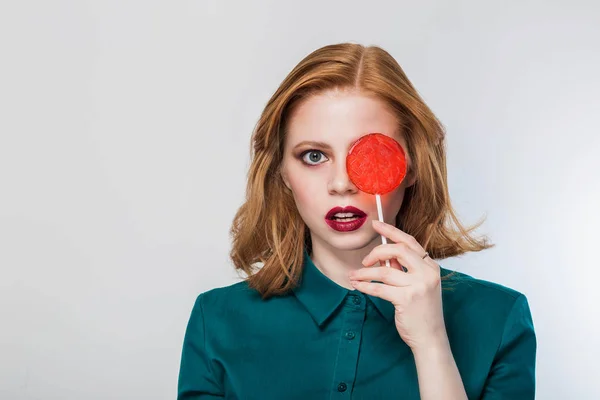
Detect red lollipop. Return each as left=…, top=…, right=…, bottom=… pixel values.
left=347, top=133, right=407, bottom=195
left=346, top=133, right=408, bottom=268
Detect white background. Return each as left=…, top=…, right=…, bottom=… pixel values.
left=1, top=1, right=599, bottom=399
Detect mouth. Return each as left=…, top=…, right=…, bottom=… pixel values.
left=325, top=206, right=368, bottom=232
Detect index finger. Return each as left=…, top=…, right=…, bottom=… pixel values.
left=372, top=220, right=425, bottom=255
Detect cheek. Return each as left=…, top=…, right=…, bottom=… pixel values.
left=288, top=175, right=320, bottom=213
left=382, top=186, right=407, bottom=213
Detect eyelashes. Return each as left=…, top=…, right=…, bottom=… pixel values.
left=298, top=149, right=329, bottom=166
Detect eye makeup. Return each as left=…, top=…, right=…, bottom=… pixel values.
left=296, top=149, right=329, bottom=166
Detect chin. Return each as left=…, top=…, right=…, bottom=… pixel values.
left=313, top=228, right=375, bottom=251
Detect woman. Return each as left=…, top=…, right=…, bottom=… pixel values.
left=177, top=43, right=536, bottom=399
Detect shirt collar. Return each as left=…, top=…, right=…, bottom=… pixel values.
left=292, top=247, right=395, bottom=327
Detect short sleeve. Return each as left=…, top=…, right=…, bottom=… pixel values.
left=481, top=294, right=537, bottom=399
left=177, top=294, right=224, bottom=399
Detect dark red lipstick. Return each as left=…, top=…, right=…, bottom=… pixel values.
left=325, top=206, right=367, bottom=232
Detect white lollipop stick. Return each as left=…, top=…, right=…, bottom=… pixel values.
left=375, top=194, right=391, bottom=268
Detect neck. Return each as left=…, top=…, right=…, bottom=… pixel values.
left=309, top=234, right=381, bottom=290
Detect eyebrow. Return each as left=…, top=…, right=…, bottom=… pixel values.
left=292, top=141, right=333, bottom=151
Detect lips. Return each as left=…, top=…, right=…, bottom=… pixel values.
left=325, top=206, right=367, bottom=220
left=325, top=206, right=368, bottom=232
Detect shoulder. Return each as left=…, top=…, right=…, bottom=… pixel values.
left=191, top=279, right=290, bottom=322
left=440, top=266, right=528, bottom=308
left=439, top=266, right=535, bottom=350
left=188, top=280, right=301, bottom=344
left=194, top=280, right=261, bottom=309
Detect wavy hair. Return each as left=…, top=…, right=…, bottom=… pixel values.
left=229, top=43, right=493, bottom=299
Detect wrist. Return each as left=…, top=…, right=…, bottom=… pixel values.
left=410, top=333, right=451, bottom=356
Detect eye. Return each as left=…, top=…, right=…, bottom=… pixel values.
left=300, top=150, right=328, bottom=166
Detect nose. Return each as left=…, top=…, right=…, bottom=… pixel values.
left=327, top=158, right=359, bottom=196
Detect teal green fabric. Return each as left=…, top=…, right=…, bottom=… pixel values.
left=178, top=248, right=536, bottom=399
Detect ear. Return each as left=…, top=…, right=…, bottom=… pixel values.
left=280, top=166, right=292, bottom=191
left=405, top=170, right=417, bottom=188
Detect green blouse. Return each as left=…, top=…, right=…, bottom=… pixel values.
left=178, top=248, right=536, bottom=399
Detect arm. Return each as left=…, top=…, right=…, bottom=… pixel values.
left=177, top=294, right=225, bottom=399
left=412, top=336, right=468, bottom=400
left=481, top=294, right=537, bottom=399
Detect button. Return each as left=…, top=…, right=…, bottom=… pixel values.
left=345, top=331, right=355, bottom=340
left=352, top=296, right=361, bottom=305
left=337, top=382, right=347, bottom=392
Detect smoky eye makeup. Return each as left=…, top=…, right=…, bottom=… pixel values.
left=297, top=149, right=329, bottom=166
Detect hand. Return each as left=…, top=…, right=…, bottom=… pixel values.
left=348, top=220, right=448, bottom=352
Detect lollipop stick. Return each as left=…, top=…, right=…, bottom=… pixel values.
left=375, top=194, right=391, bottom=268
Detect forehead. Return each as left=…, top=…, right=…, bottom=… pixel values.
left=285, top=91, right=405, bottom=149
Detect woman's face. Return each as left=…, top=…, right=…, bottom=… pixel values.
left=280, top=89, right=416, bottom=252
